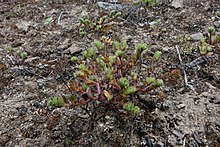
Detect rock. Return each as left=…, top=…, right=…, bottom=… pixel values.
left=57, top=38, right=71, bottom=50
left=190, top=32, right=203, bottom=41
left=16, top=105, right=28, bottom=116
left=162, top=46, right=171, bottom=52
left=16, top=20, right=32, bottom=32
left=172, top=130, right=184, bottom=138
left=205, top=82, right=216, bottom=89
left=97, top=2, right=123, bottom=11
left=171, top=0, right=183, bottom=8
left=68, top=43, right=82, bottom=54
left=176, top=103, right=185, bottom=109
left=24, top=57, right=40, bottom=63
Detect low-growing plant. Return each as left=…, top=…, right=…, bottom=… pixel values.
left=68, top=39, right=163, bottom=115
left=78, top=10, right=121, bottom=37
left=199, top=37, right=213, bottom=55
left=6, top=46, right=14, bottom=53
left=207, top=26, right=220, bottom=45
left=123, top=102, right=141, bottom=114
left=197, top=26, right=220, bottom=55
left=177, top=34, right=197, bottom=54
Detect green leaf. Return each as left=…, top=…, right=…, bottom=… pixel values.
left=146, top=77, right=155, bottom=85
left=48, top=97, right=65, bottom=107
left=115, top=50, right=124, bottom=57
left=153, top=79, right=164, bottom=87
left=206, top=46, right=212, bottom=52
left=200, top=45, right=207, bottom=54
left=121, top=40, right=127, bottom=50
left=44, top=17, right=53, bottom=24
left=153, top=51, right=161, bottom=61
left=82, top=51, right=88, bottom=58
left=123, top=86, right=137, bottom=95
left=108, top=55, right=116, bottom=65
left=94, top=40, right=104, bottom=50
left=104, top=68, right=113, bottom=80
left=20, top=52, right=27, bottom=59
left=131, top=72, right=137, bottom=81
left=114, top=12, right=121, bottom=18
left=200, top=37, right=206, bottom=44
left=6, top=46, right=14, bottom=53
left=70, top=56, right=78, bottom=62
left=79, top=18, right=86, bottom=24
left=114, top=41, right=121, bottom=50
left=123, top=102, right=140, bottom=114
left=208, top=26, right=216, bottom=36
left=109, top=10, right=117, bottom=18
left=97, top=58, right=106, bottom=69
left=88, top=48, right=95, bottom=58
left=136, top=43, right=148, bottom=59
left=78, top=64, right=87, bottom=71
left=118, top=77, right=129, bottom=88
left=82, top=84, right=88, bottom=91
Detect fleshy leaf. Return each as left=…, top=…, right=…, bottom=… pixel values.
left=104, top=90, right=113, bottom=100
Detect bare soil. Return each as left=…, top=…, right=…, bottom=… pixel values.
left=0, top=0, right=220, bottom=146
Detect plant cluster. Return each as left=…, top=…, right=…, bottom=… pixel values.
left=68, top=39, right=163, bottom=115
left=199, top=26, right=220, bottom=55
left=78, top=10, right=121, bottom=37
left=177, top=34, right=197, bottom=54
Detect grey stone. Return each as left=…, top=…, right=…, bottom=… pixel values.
left=176, top=103, right=186, bottom=109
left=57, top=39, right=71, bottom=50
left=16, top=21, right=32, bottom=32
left=68, top=43, right=82, bottom=54
left=190, top=32, right=204, bottom=41
left=24, top=57, right=40, bottom=63
left=171, top=0, right=183, bottom=8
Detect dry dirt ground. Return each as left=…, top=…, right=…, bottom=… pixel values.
left=0, top=0, right=220, bottom=146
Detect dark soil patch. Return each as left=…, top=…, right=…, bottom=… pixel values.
left=0, top=0, right=220, bottom=146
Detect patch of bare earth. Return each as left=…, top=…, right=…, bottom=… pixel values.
left=0, top=0, right=220, bottom=146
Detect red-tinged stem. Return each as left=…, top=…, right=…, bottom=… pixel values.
left=96, top=82, right=101, bottom=95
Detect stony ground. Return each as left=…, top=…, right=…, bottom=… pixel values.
left=0, top=0, right=220, bottom=146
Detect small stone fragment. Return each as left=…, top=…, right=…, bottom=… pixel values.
left=16, top=20, right=32, bottom=32
left=190, top=32, right=204, bottom=41
left=68, top=43, right=82, bottom=54
left=176, top=103, right=185, bottom=109
left=24, top=57, right=40, bottom=63
left=172, top=130, right=184, bottom=139
left=171, top=0, right=184, bottom=8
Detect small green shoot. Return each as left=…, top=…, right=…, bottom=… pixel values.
left=6, top=46, right=14, bottom=53
left=153, top=51, right=162, bottom=61
left=44, top=16, right=53, bottom=25
left=48, top=96, right=65, bottom=107
left=123, top=102, right=141, bottom=114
